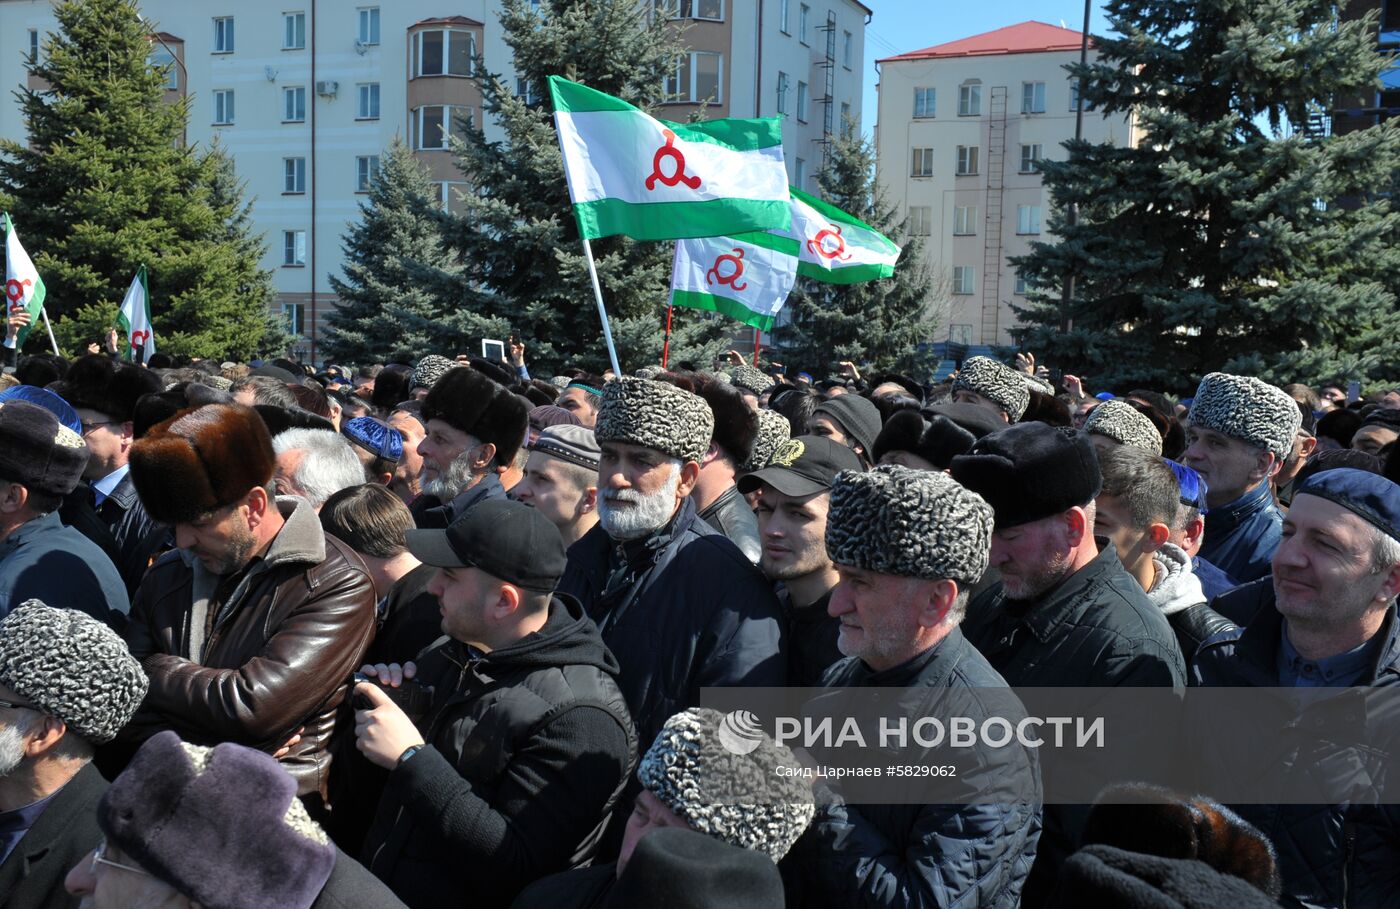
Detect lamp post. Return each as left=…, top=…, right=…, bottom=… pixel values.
left=139, top=15, right=188, bottom=145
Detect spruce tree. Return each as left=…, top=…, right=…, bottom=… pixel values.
left=0, top=0, right=267, bottom=360
left=1010, top=0, right=1400, bottom=391
left=422, top=0, right=728, bottom=374
left=323, top=139, right=472, bottom=364
left=773, top=128, right=944, bottom=377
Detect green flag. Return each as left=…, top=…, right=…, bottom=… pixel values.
left=3, top=213, right=47, bottom=347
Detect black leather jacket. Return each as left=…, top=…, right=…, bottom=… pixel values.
left=697, top=484, right=762, bottom=563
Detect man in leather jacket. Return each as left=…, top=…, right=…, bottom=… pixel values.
left=1093, top=445, right=1236, bottom=662
left=120, top=404, right=376, bottom=806
left=677, top=374, right=762, bottom=563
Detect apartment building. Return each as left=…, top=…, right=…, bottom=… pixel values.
left=875, top=21, right=1138, bottom=348
left=0, top=0, right=868, bottom=363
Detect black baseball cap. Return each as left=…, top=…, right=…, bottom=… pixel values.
left=405, top=498, right=566, bottom=593
left=737, top=434, right=865, bottom=498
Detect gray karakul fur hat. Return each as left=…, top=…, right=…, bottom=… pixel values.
left=638, top=707, right=815, bottom=862
left=595, top=377, right=715, bottom=464
left=729, top=364, right=776, bottom=397
left=952, top=356, right=1031, bottom=422
left=0, top=600, right=147, bottom=744
left=412, top=354, right=457, bottom=391
left=826, top=464, right=993, bottom=585
left=740, top=410, right=793, bottom=473
left=1188, top=373, right=1302, bottom=461
left=1085, top=399, right=1164, bottom=456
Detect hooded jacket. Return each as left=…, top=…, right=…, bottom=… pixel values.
left=1146, top=544, right=1238, bottom=663
left=363, top=595, right=636, bottom=909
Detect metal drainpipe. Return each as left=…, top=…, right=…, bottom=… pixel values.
left=754, top=0, right=763, bottom=116
left=309, top=0, right=318, bottom=366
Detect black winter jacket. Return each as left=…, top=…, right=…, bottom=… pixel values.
left=0, top=763, right=106, bottom=909
left=790, top=629, right=1042, bottom=908
left=1190, top=601, right=1400, bottom=909
left=363, top=595, right=636, bottom=909
left=558, top=496, right=786, bottom=749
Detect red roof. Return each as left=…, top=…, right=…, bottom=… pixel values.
left=877, top=21, right=1090, bottom=64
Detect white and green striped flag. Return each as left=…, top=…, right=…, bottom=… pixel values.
left=549, top=76, right=790, bottom=241
left=3, top=213, right=46, bottom=347
left=783, top=186, right=902, bottom=284
left=116, top=265, right=155, bottom=363
left=669, top=231, right=799, bottom=331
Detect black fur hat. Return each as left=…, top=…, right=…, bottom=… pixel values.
left=422, top=367, right=529, bottom=466
left=65, top=359, right=163, bottom=423
left=873, top=410, right=977, bottom=470
left=693, top=375, right=759, bottom=465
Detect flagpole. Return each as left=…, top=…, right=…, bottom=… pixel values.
left=661, top=302, right=674, bottom=370
left=580, top=238, right=622, bottom=376
left=753, top=328, right=761, bottom=366
left=39, top=307, right=59, bottom=355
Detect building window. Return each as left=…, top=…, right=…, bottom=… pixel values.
left=840, top=101, right=852, bottom=137
left=283, top=12, right=305, bottom=50
left=952, top=265, right=975, bottom=295
left=795, top=157, right=806, bottom=188
left=516, top=78, right=539, bottom=105
left=908, top=206, right=931, bottom=237
left=436, top=182, right=467, bottom=211
left=956, top=145, right=979, bottom=175
left=911, top=147, right=934, bottom=177
left=356, top=155, right=381, bottom=192
left=213, top=89, right=235, bottom=125
left=283, top=230, right=306, bottom=266
left=415, top=105, right=473, bottom=150
left=799, top=4, right=810, bottom=44
left=1069, top=82, right=1095, bottom=111
left=796, top=81, right=809, bottom=121
left=357, top=82, right=380, bottom=119
left=412, top=28, right=475, bottom=78
left=1020, top=144, right=1042, bottom=173
left=777, top=71, right=789, bottom=115
left=27, top=29, right=38, bottom=65
left=665, top=52, right=723, bottom=103
left=914, top=87, right=935, bottom=118
left=282, top=301, right=305, bottom=335
left=1017, top=204, right=1041, bottom=234
left=213, top=17, right=235, bottom=53
left=357, top=7, right=380, bottom=46
left=283, top=157, right=306, bottom=193
left=958, top=81, right=981, bottom=116
left=1014, top=273, right=1029, bottom=295
left=150, top=48, right=179, bottom=90
left=654, top=0, right=724, bottom=20
left=842, top=30, right=853, bottom=68
left=780, top=0, right=790, bottom=33
left=1021, top=81, right=1046, bottom=114
left=953, top=205, right=977, bottom=236
left=283, top=86, right=306, bottom=122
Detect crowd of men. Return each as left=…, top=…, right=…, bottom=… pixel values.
left=1, top=304, right=1398, bottom=909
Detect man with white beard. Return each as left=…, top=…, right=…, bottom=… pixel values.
left=558, top=377, right=785, bottom=751
left=410, top=367, right=529, bottom=529
left=0, top=600, right=147, bottom=908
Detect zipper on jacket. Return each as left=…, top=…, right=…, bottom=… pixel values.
left=1341, top=821, right=1356, bottom=909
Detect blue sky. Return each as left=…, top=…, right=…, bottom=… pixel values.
left=858, top=0, right=1114, bottom=135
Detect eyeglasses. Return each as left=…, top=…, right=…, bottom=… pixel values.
left=90, top=840, right=150, bottom=877
left=79, top=420, right=119, bottom=436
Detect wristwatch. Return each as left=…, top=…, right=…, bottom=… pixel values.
left=396, top=744, right=425, bottom=768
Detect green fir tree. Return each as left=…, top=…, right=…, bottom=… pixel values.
left=0, top=0, right=268, bottom=360
left=1010, top=0, right=1400, bottom=391
left=323, top=139, right=473, bottom=364
left=421, top=0, right=728, bottom=375
left=773, top=127, right=944, bottom=378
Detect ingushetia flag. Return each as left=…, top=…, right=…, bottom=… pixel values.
left=3, top=213, right=46, bottom=347
left=669, top=231, right=799, bottom=331
left=116, top=265, right=155, bottom=363
left=782, top=186, right=901, bottom=284
left=549, top=76, right=790, bottom=241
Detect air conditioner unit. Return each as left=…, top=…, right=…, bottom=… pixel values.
left=315, top=80, right=338, bottom=96
left=353, top=39, right=368, bottom=55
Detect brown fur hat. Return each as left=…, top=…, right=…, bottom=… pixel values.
left=421, top=367, right=529, bottom=467
left=129, top=404, right=276, bottom=524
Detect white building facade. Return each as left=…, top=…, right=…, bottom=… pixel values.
left=0, top=0, right=868, bottom=362
left=875, top=21, right=1138, bottom=347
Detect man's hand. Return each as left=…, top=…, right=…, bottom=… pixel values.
left=1014, top=351, right=1036, bottom=375
left=838, top=360, right=861, bottom=381
left=272, top=726, right=304, bottom=760
left=509, top=340, right=526, bottom=368
left=105, top=328, right=120, bottom=354
left=1063, top=374, right=1085, bottom=399
left=5, top=308, right=30, bottom=343
left=358, top=661, right=418, bottom=688
left=724, top=349, right=745, bottom=366
left=354, top=682, right=425, bottom=770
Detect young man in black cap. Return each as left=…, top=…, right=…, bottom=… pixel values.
left=356, top=498, right=635, bottom=909
left=686, top=375, right=762, bottom=562
left=738, top=436, right=865, bottom=686
left=1193, top=469, right=1400, bottom=909
left=808, top=394, right=881, bottom=467
left=950, top=422, right=1185, bottom=902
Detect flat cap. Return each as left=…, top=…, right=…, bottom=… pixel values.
left=531, top=424, right=601, bottom=471
left=1295, top=468, right=1400, bottom=543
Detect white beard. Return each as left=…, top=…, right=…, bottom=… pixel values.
left=0, top=723, right=28, bottom=778
left=422, top=448, right=479, bottom=502
left=597, top=465, right=682, bottom=541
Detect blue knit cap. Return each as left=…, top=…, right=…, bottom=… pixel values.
left=342, top=416, right=403, bottom=461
